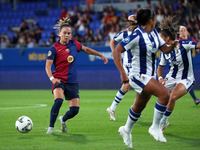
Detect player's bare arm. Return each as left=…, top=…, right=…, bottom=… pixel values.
left=45, top=59, right=60, bottom=86
left=113, top=44, right=129, bottom=83
left=110, top=39, right=115, bottom=53
left=157, top=65, right=166, bottom=85
left=81, top=45, right=108, bottom=64
left=160, top=41, right=179, bottom=54
left=196, top=43, right=200, bottom=49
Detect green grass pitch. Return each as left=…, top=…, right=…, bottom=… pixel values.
left=0, top=90, right=199, bottom=150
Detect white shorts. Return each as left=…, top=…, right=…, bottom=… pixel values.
left=129, top=74, right=155, bottom=94
left=164, top=76, right=195, bottom=93
left=123, top=64, right=131, bottom=76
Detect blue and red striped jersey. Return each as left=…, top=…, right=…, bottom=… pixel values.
left=47, top=39, right=82, bottom=83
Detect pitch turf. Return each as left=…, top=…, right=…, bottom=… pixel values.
left=0, top=90, right=199, bottom=150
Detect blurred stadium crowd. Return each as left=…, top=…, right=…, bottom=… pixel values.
left=0, top=0, right=200, bottom=48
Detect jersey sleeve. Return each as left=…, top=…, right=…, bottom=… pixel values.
left=155, top=29, right=166, bottom=48
left=119, top=32, right=138, bottom=51
left=159, top=52, right=167, bottom=67
left=47, top=46, right=57, bottom=60
left=72, top=39, right=82, bottom=52
left=113, top=31, right=124, bottom=42
left=181, top=41, right=198, bottom=52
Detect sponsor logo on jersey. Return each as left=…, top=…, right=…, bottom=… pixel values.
left=66, top=49, right=69, bottom=52
left=67, top=55, right=74, bottom=63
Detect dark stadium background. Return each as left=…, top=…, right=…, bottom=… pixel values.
left=1, top=0, right=200, bottom=89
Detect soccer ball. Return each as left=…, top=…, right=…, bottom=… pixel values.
left=15, top=116, right=33, bottom=133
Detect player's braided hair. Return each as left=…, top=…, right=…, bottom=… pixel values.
left=53, top=17, right=71, bottom=31
left=159, top=16, right=178, bottom=40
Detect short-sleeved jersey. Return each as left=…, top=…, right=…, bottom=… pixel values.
left=159, top=40, right=197, bottom=80
left=47, top=39, right=82, bottom=83
left=113, top=30, right=133, bottom=65
left=119, top=25, right=165, bottom=76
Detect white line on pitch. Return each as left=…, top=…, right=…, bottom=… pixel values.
left=0, top=104, right=47, bottom=109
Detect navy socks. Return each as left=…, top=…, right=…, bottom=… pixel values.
left=49, top=98, right=63, bottom=127
left=63, top=106, right=79, bottom=122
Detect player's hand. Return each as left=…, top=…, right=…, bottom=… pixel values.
left=51, top=78, right=61, bottom=86
left=195, top=49, right=199, bottom=54
left=121, top=72, right=129, bottom=84
left=159, top=78, right=166, bottom=85
left=171, top=40, right=179, bottom=49
left=101, top=55, right=108, bottom=64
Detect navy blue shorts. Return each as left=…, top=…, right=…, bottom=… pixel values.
left=53, top=81, right=79, bottom=100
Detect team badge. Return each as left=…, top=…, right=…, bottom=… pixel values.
left=123, top=37, right=130, bottom=43
left=142, top=76, right=145, bottom=80
left=66, top=49, right=69, bottom=52
left=47, top=51, right=52, bottom=56
left=67, top=55, right=74, bottom=63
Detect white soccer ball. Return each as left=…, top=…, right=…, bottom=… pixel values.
left=15, top=116, right=33, bottom=133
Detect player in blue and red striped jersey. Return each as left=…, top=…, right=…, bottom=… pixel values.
left=45, top=17, right=108, bottom=134
left=177, top=26, right=200, bottom=105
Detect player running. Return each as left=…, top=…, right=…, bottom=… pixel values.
left=107, top=14, right=137, bottom=121
left=113, top=9, right=178, bottom=148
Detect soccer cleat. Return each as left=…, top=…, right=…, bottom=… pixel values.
left=195, top=99, right=200, bottom=105
left=46, top=127, right=54, bottom=134
left=148, top=126, right=167, bottom=143
left=59, top=116, right=67, bottom=132
left=106, top=107, right=116, bottom=121
left=118, top=126, right=133, bottom=148
left=160, top=121, right=169, bottom=131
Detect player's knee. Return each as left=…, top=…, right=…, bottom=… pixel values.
left=70, top=106, right=79, bottom=117
left=55, top=98, right=63, bottom=106
left=160, top=88, right=170, bottom=102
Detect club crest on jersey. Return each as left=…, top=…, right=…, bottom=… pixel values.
left=67, top=55, right=74, bottom=63
left=66, top=49, right=69, bottom=52
left=47, top=51, right=52, bottom=56
left=123, top=37, right=130, bottom=43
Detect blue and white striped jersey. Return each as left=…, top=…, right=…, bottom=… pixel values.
left=159, top=40, right=198, bottom=80
left=113, top=30, right=133, bottom=65
left=119, top=25, right=165, bottom=76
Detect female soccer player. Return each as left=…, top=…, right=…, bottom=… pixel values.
left=107, top=14, right=137, bottom=121
left=157, top=16, right=200, bottom=131
left=45, top=17, right=108, bottom=134
left=177, top=25, right=200, bottom=105
left=113, top=9, right=178, bottom=148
